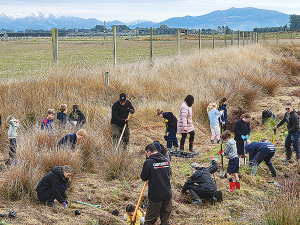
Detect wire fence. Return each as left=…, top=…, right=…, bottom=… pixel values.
left=0, top=31, right=300, bottom=78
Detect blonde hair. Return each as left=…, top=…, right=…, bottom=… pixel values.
left=6, top=115, right=14, bottom=124
left=59, top=104, right=67, bottom=112
left=207, top=103, right=218, bottom=113
left=77, top=129, right=86, bottom=137
left=47, top=109, right=56, bottom=115
left=241, top=113, right=251, bottom=119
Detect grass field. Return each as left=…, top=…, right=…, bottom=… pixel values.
left=0, top=40, right=300, bottom=224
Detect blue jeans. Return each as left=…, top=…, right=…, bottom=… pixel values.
left=9, top=138, right=17, bottom=159
left=37, top=184, right=67, bottom=202
left=167, top=128, right=178, bottom=148
left=285, top=131, right=300, bottom=159
left=252, top=149, right=274, bottom=168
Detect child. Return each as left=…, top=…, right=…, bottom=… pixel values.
left=57, top=129, right=86, bottom=150
left=7, top=115, right=19, bottom=163
left=69, top=105, right=86, bottom=129
left=218, top=97, right=228, bottom=133
left=41, top=109, right=56, bottom=134
left=207, top=103, right=223, bottom=144
left=221, top=130, right=240, bottom=192
left=157, top=109, right=179, bottom=150
left=234, top=113, right=251, bottom=157
left=124, top=204, right=144, bottom=225
left=57, top=104, right=68, bottom=129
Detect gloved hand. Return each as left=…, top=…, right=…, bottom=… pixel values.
left=245, top=135, right=249, bottom=140
left=65, top=200, right=70, bottom=205
left=222, top=122, right=225, bottom=125
left=273, top=126, right=277, bottom=131
left=129, top=109, right=134, bottom=114
left=183, top=127, right=188, bottom=132
left=284, top=131, right=289, bottom=136
left=62, top=202, right=68, bottom=208
left=241, top=135, right=246, bottom=140
left=125, top=119, right=129, bottom=124
left=219, top=151, right=224, bottom=156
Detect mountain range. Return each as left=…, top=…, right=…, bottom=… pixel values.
left=0, top=7, right=290, bottom=31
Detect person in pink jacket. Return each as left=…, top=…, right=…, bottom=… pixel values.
left=177, top=95, right=195, bottom=152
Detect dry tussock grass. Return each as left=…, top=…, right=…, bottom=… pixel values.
left=0, top=44, right=299, bottom=223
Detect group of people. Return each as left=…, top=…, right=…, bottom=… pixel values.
left=28, top=93, right=300, bottom=225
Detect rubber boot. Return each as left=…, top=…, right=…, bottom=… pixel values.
left=229, top=182, right=236, bottom=192
left=267, top=164, right=277, bottom=177
left=46, top=198, right=56, bottom=207
left=180, top=145, right=184, bottom=151
left=285, top=149, right=292, bottom=161
left=189, top=189, right=202, bottom=205
left=235, top=182, right=240, bottom=190
left=252, top=165, right=258, bottom=176
left=189, top=142, right=194, bottom=152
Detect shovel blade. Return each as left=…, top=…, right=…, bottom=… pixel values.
left=220, top=169, right=226, bottom=178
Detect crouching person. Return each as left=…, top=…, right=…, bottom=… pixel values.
left=182, top=160, right=218, bottom=205
left=57, top=129, right=86, bottom=150
left=36, top=165, right=72, bottom=207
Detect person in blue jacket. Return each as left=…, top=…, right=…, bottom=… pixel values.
left=157, top=109, right=179, bottom=150
left=218, top=97, right=228, bottom=133
left=234, top=113, right=251, bottom=157
left=57, top=129, right=86, bottom=150
left=245, top=139, right=277, bottom=177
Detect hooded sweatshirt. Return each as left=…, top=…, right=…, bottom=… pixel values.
left=8, top=119, right=19, bottom=139
left=208, top=108, right=223, bottom=126
left=245, top=142, right=275, bottom=162
left=35, top=166, right=68, bottom=203
left=276, top=109, right=299, bottom=134
left=224, top=138, right=238, bottom=160
left=140, top=152, right=172, bottom=201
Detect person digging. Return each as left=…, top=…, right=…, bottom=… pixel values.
left=181, top=161, right=218, bottom=205
left=245, top=139, right=277, bottom=177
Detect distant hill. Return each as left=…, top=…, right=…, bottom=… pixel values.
left=0, top=7, right=290, bottom=31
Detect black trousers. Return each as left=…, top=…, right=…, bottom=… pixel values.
left=144, top=199, right=172, bottom=225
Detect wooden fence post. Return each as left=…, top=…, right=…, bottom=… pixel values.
left=199, top=29, right=201, bottom=51
left=231, top=30, right=234, bottom=46
left=242, top=31, right=245, bottom=46
left=291, top=32, right=293, bottom=45
left=105, top=72, right=110, bottom=87
left=224, top=30, right=226, bottom=47
left=177, top=28, right=180, bottom=54
left=263, top=33, right=265, bottom=43
left=113, top=26, right=116, bottom=66
left=104, top=21, right=106, bottom=40
left=277, top=32, right=279, bottom=44
left=238, top=30, right=240, bottom=47
left=51, top=28, right=58, bottom=65
left=212, top=29, right=215, bottom=49
left=150, top=27, right=153, bottom=61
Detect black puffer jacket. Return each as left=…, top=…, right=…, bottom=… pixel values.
left=277, top=109, right=300, bottom=134
left=140, top=152, right=172, bottom=201
left=35, top=166, right=68, bottom=203
left=182, top=161, right=218, bottom=194
left=111, top=100, right=135, bottom=128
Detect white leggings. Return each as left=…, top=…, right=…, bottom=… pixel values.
left=210, top=125, right=221, bottom=140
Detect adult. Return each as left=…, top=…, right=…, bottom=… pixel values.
left=182, top=161, right=218, bottom=205
left=111, top=93, right=135, bottom=149
left=234, top=113, right=251, bottom=157
left=57, top=129, right=86, bottom=150
left=274, top=103, right=300, bottom=161
left=36, top=165, right=72, bottom=207
left=245, top=139, right=277, bottom=177
left=140, top=144, right=172, bottom=225
left=177, top=95, right=195, bottom=152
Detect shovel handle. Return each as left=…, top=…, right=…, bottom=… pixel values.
left=115, top=113, right=130, bottom=151
left=131, top=182, right=147, bottom=225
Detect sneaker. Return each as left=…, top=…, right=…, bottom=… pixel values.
left=211, top=140, right=214, bottom=144
left=217, top=139, right=220, bottom=144
left=45, top=200, right=56, bottom=207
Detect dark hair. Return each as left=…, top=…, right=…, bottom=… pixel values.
left=126, top=204, right=135, bottom=213
left=286, top=102, right=292, bottom=107
left=73, top=105, right=79, bottom=111
left=219, top=97, right=228, bottom=107
left=145, top=144, right=157, bottom=153
left=185, top=95, right=194, bottom=107
left=157, top=109, right=164, bottom=116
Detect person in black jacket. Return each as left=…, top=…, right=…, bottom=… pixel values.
left=182, top=160, right=218, bottom=205
left=36, top=165, right=72, bottom=207
left=234, top=113, right=251, bottom=157
left=69, top=105, right=86, bottom=129
left=157, top=109, right=179, bottom=149
left=111, top=93, right=135, bottom=149
left=274, top=103, right=300, bottom=161
left=57, top=129, right=86, bottom=150
left=140, top=144, right=172, bottom=225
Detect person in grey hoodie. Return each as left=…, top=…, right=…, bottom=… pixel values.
left=7, top=115, right=19, bottom=162
left=221, top=130, right=240, bottom=192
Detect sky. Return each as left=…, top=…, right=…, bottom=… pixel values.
left=1, top=0, right=299, bottom=22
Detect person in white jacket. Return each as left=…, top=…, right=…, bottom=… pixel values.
left=7, top=115, right=19, bottom=163
left=177, top=95, right=195, bottom=152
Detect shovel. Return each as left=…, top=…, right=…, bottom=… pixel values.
left=115, top=113, right=130, bottom=152
left=219, top=141, right=226, bottom=179
left=72, top=200, right=102, bottom=209
left=131, top=182, right=147, bottom=225
left=243, top=140, right=247, bottom=166
left=272, top=128, right=276, bottom=145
